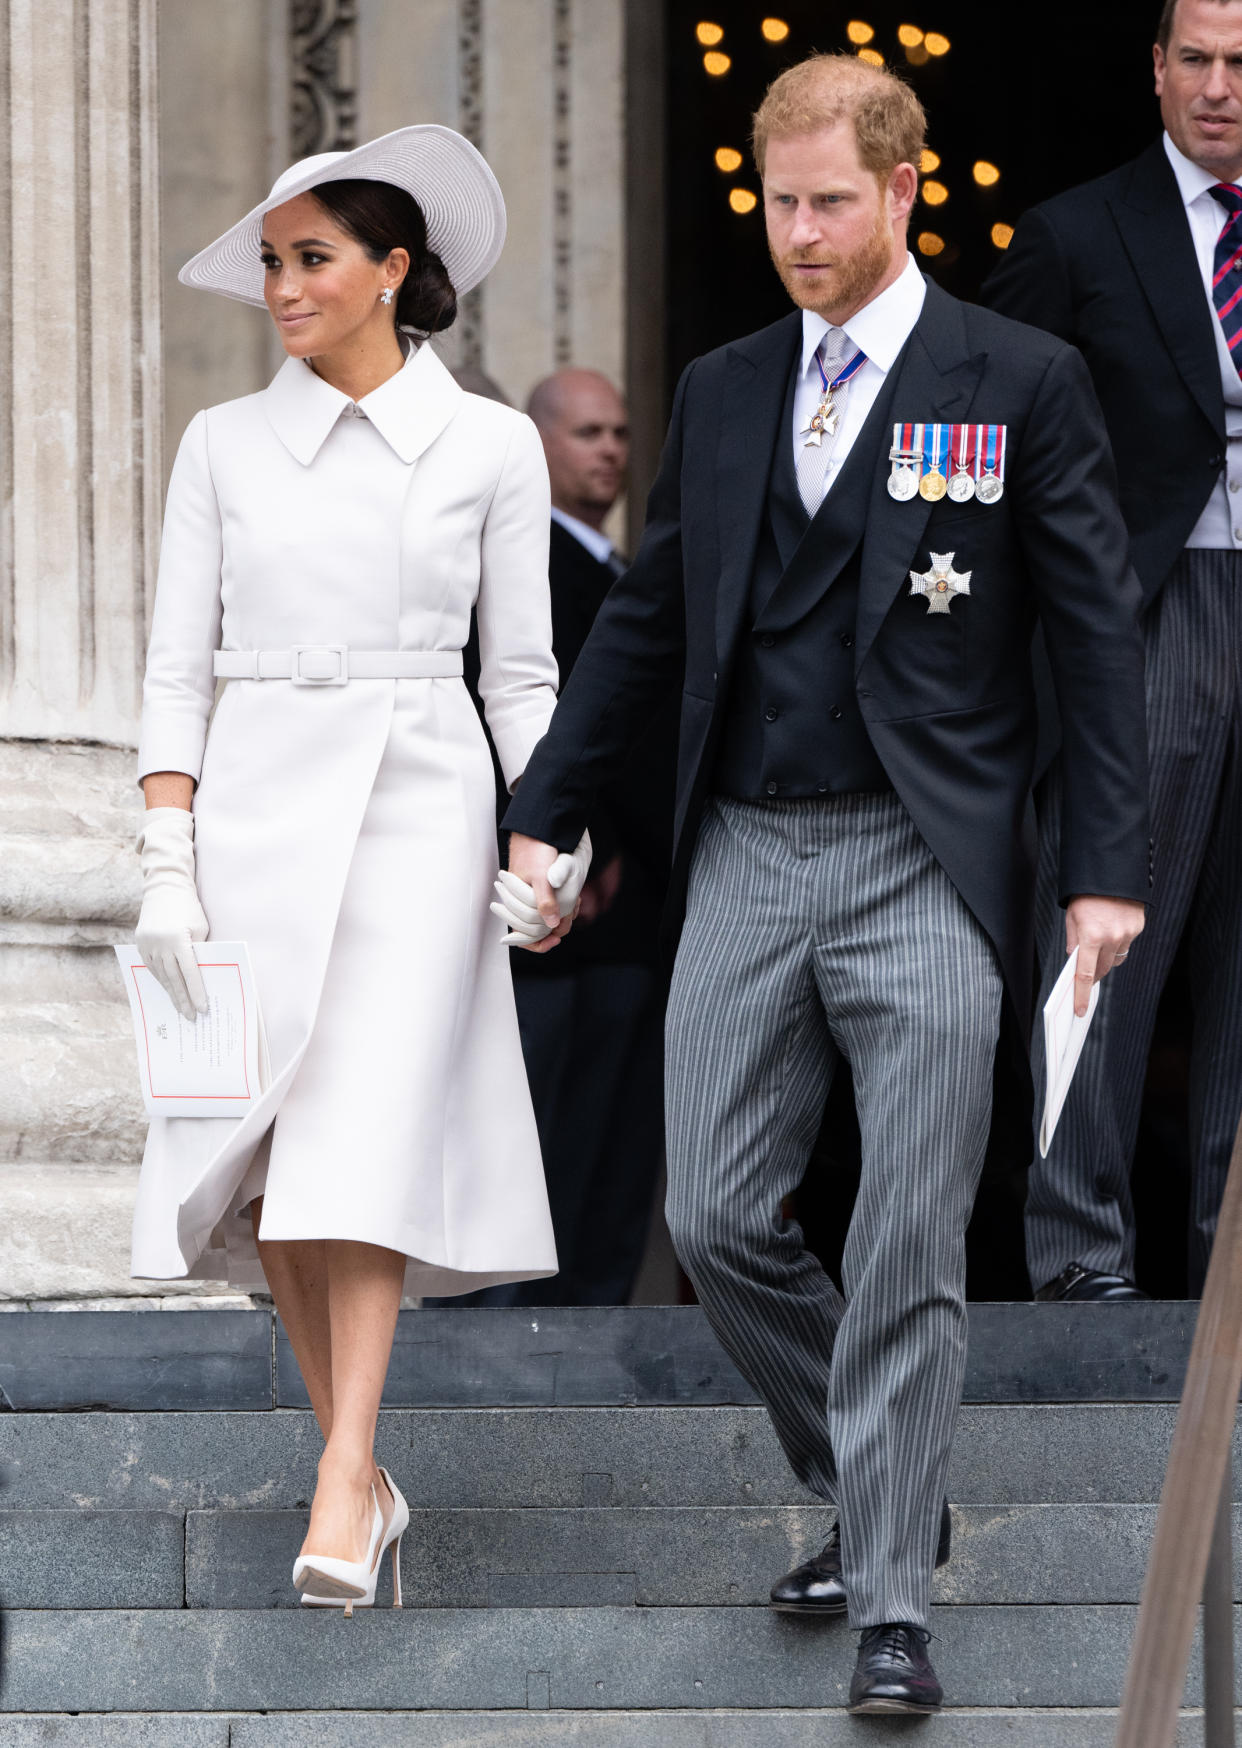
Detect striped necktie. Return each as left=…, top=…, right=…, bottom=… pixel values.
left=1209, top=183, right=1242, bottom=373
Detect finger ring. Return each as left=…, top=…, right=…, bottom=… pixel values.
left=1115, top=952, right=1129, bottom=962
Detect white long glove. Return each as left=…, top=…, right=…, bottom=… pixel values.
left=491, top=829, right=593, bottom=946
left=135, top=807, right=210, bottom=1021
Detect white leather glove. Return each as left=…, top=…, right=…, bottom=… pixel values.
left=490, top=829, right=593, bottom=946
left=135, top=807, right=210, bottom=1021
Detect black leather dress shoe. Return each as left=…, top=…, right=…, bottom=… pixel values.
left=1034, top=1261, right=1149, bottom=1302
left=849, top=1621, right=943, bottom=1714
left=769, top=1499, right=952, bottom=1615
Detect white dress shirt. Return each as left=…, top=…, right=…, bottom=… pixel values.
left=551, top=505, right=615, bottom=566
left=791, top=251, right=927, bottom=507
left=1163, top=132, right=1242, bottom=548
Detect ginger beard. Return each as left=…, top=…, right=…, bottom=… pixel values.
left=770, top=195, right=895, bottom=322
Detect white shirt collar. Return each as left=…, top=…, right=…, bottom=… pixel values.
left=799, top=251, right=927, bottom=382
left=263, top=337, right=462, bottom=466
left=1163, top=129, right=1237, bottom=207
left=551, top=506, right=614, bottom=564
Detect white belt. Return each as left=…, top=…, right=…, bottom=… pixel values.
left=212, top=646, right=463, bottom=685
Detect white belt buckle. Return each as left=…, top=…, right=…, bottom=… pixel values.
left=291, top=644, right=349, bottom=685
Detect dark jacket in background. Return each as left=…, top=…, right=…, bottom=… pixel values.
left=981, top=139, right=1224, bottom=604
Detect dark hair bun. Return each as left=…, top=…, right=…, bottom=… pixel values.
left=310, top=177, right=458, bottom=333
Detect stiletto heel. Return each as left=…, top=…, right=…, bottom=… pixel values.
left=295, top=1465, right=409, bottom=1611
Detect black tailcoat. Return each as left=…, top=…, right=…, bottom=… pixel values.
left=504, top=279, right=1150, bottom=1028
left=981, top=140, right=1226, bottom=605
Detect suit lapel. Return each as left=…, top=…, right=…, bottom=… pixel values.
left=1109, top=140, right=1224, bottom=439
left=855, top=283, right=986, bottom=667
left=713, top=313, right=803, bottom=668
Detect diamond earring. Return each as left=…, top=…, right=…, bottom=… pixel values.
left=380, top=288, right=395, bottom=306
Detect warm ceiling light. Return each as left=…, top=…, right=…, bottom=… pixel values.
left=897, top=23, right=924, bottom=45
left=696, top=21, right=724, bottom=45
left=905, top=42, right=930, bottom=64
left=857, top=46, right=885, bottom=65
left=730, top=188, right=758, bottom=214
left=920, top=149, right=941, bottom=173
left=922, top=178, right=949, bottom=205
left=973, top=160, right=1001, bottom=187
left=917, top=231, right=946, bottom=256
left=924, top=30, right=950, bottom=54
left=846, top=20, right=875, bottom=43
left=991, top=222, right=1014, bottom=249
left=715, top=146, right=743, bottom=173
left=761, top=17, right=790, bottom=40
left=703, top=50, right=732, bottom=74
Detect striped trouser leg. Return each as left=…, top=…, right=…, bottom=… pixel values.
left=665, top=800, right=846, bottom=1503
left=1025, top=553, right=1242, bottom=1293
left=666, top=793, right=1002, bottom=1628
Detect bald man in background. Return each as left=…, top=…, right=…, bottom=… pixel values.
left=479, top=369, right=675, bottom=1306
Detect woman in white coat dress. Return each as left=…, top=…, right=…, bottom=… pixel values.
left=133, top=127, right=589, bottom=1609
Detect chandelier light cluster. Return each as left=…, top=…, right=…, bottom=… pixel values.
left=697, top=15, right=1014, bottom=258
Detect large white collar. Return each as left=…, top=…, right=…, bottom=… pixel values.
left=262, top=337, right=463, bottom=466
left=799, top=251, right=927, bottom=381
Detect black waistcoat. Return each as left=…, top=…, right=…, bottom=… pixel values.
left=714, top=356, right=892, bottom=799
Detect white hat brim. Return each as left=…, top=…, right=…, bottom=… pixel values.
left=178, top=125, right=506, bottom=307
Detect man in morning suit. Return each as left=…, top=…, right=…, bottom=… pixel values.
left=983, top=0, right=1242, bottom=1300
left=497, top=55, right=1149, bottom=1713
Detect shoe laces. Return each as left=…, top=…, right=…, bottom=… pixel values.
left=860, top=1622, right=932, bottom=1663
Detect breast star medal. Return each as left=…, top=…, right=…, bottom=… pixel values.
left=800, top=344, right=868, bottom=447
left=909, top=551, right=972, bottom=615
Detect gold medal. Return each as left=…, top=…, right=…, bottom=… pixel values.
left=919, top=468, right=947, bottom=501
left=918, top=423, right=949, bottom=501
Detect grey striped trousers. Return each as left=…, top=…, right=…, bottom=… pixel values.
left=1027, top=549, right=1242, bottom=1294
left=665, top=792, right=1002, bottom=1628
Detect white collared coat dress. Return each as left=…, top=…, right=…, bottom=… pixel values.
left=132, top=341, right=560, bottom=1295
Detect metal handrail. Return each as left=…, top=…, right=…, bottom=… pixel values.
left=1115, top=1114, right=1242, bottom=1748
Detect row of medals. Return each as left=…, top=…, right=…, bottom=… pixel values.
left=887, top=450, right=1004, bottom=506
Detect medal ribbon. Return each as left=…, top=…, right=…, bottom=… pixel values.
left=923, top=422, right=949, bottom=479
left=983, top=423, right=1006, bottom=481
left=816, top=345, right=868, bottom=397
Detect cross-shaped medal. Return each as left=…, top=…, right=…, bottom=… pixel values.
left=909, top=551, right=972, bottom=615
left=800, top=345, right=868, bottom=448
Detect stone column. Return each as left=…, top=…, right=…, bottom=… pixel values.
left=0, top=0, right=202, bottom=1300
left=357, top=0, right=634, bottom=535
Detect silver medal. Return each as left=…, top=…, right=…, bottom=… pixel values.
left=888, top=463, right=919, bottom=502
left=976, top=472, right=1004, bottom=505
left=947, top=469, right=976, bottom=503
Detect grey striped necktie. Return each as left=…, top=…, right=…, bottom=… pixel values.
left=795, top=328, right=852, bottom=518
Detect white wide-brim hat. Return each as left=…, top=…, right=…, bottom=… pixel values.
left=178, top=124, right=505, bottom=307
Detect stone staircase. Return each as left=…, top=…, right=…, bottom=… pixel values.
left=0, top=1304, right=1235, bottom=1744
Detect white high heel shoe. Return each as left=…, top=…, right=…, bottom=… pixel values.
left=294, top=1467, right=409, bottom=1616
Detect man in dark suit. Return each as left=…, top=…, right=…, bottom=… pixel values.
left=983, top=0, right=1242, bottom=1300
left=496, top=369, right=673, bottom=1306
left=495, top=53, right=1148, bottom=1712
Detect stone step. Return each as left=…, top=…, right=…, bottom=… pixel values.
left=2, top=1501, right=1237, bottom=1612
left=0, top=1302, right=1205, bottom=1411
left=0, top=1403, right=1220, bottom=1510
left=0, top=1711, right=1234, bottom=1747
left=1, top=1501, right=1226, bottom=1611
left=1, top=1605, right=1234, bottom=1712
